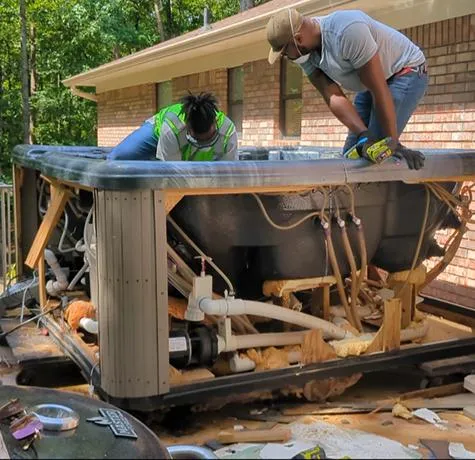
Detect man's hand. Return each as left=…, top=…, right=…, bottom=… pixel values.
left=393, top=143, right=425, bottom=170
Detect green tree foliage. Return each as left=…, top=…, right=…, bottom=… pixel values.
left=0, top=0, right=264, bottom=180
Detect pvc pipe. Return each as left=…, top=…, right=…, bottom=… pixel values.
left=79, top=317, right=98, bottom=334
left=167, top=445, right=217, bottom=460
left=228, top=350, right=303, bottom=374
left=288, top=350, right=302, bottom=364
left=198, top=298, right=347, bottom=340
left=44, top=249, right=69, bottom=296
left=225, top=331, right=308, bottom=352
left=229, top=354, right=256, bottom=373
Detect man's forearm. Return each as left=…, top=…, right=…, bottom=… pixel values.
left=327, top=94, right=367, bottom=136
left=372, top=89, right=398, bottom=142
left=308, top=70, right=367, bottom=138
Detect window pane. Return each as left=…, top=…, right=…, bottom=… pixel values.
left=285, top=60, right=302, bottom=97
left=157, top=80, right=172, bottom=108
left=229, top=103, right=243, bottom=135
left=284, top=99, right=302, bottom=137
left=229, top=67, right=244, bottom=103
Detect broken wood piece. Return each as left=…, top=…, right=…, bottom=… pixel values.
left=399, top=382, right=464, bottom=402
left=366, top=298, right=401, bottom=354
left=370, top=382, right=465, bottom=415
left=388, top=265, right=427, bottom=286
left=25, top=183, right=71, bottom=268
left=283, top=392, right=475, bottom=416
left=217, top=427, right=292, bottom=444
left=367, top=265, right=386, bottom=284
left=263, top=277, right=336, bottom=298
left=301, top=330, right=337, bottom=364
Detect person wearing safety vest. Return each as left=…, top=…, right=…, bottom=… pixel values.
left=107, top=92, right=238, bottom=161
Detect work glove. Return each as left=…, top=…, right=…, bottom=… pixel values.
left=393, top=143, right=425, bottom=170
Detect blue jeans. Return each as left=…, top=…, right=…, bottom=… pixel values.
left=107, top=121, right=158, bottom=161
left=343, top=69, right=429, bottom=152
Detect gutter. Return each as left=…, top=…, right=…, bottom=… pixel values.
left=70, top=87, right=97, bottom=103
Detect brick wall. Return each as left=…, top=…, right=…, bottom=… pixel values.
left=241, top=60, right=281, bottom=146
left=97, top=84, right=155, bottom=146
left=172, top=69, right=228, bottom=114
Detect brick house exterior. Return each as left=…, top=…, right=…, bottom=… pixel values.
left=95, top=13, right=475, bottom=306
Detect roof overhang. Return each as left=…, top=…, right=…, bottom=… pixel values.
left=63, top=0, right=475, bottom=94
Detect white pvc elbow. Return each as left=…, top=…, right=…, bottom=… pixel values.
left=44, top=249, right=69, bottom=296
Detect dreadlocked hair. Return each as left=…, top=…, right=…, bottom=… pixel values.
left=181, top=92, right=218, bottom=134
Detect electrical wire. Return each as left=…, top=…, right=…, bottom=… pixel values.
left=58, top=211, right=77, bottom=253
left=20, top=271, right=37, bottom=323
left=252, top=193, right=322, bottom=230
left=167, top=215, right=235, bottom=296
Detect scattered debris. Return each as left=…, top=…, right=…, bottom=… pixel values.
left=260, top=441, right=326, bottom=459
left=381, top=420, right=393, bottom=426
left=290, top=421, right=421, bottom=459
left=449, top=442, right=475, bottom=459
left=408, top=445, right=420, bottom=450
left=392, top=403, right=413, bottom=420
left=215, top=443, right=264, bottom=459
left=412, top=408, right=448, bottom=430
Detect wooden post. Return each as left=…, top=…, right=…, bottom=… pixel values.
left=367, top=298, right=402, bottom=353
left=96, top=189, right=169, bottom=399
left=392, top=281, right=413, bottom=329
left=154, top=191, right=170, bottom=395
left=25, top=183, right=70, bottom=269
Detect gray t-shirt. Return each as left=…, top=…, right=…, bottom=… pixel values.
left=300, top=10, right=425, bottom=92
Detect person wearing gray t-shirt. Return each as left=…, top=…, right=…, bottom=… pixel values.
left=266, top=8, right=428, bottom=170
